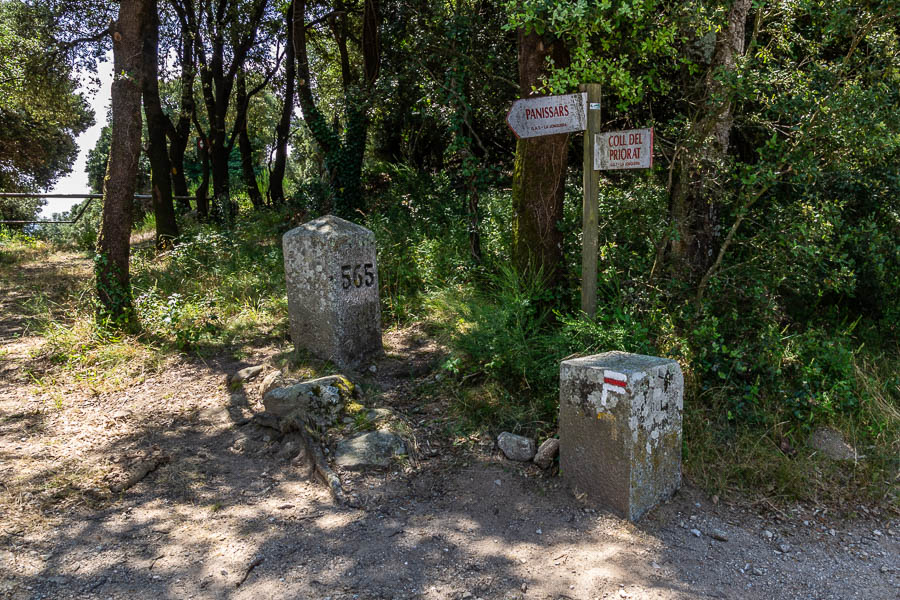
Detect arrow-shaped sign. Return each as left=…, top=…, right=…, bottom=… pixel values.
left=506, top=92, right=588, bottom=139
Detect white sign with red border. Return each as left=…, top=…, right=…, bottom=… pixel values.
left=594, top=128, right=654, bottom=170
left=506, top=93, right=587, bottom=139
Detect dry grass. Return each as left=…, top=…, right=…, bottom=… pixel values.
left=684, top=356, right=900, bottom=511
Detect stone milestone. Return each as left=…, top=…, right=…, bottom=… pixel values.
left=283, top=215, right=383, bottom=367
left=559, top=351, right=683, bottom=522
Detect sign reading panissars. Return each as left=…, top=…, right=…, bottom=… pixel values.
left=506, top=92, right=587, bottom=139
left=594, top=128, right=653, bottom=170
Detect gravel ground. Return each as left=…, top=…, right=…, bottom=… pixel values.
left=1, top=265, right=898, bottom=599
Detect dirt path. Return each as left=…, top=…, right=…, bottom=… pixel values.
left=1, top=257, right=898, bottom=600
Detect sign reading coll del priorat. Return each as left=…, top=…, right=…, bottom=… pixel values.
left=506, top=93, right=587, bottom=139
left=594, top=128, right=654, bottom=170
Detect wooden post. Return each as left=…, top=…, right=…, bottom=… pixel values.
left=580, top=83, right=601, bottom=317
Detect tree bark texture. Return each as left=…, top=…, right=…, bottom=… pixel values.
left=142, top=0, right=179, bottom=249
left=668, top=0, right=751, bottom=281
left=96, top=0, right=147, bottom=322
left=511, top=30, right=570, bottom=282
left=269, top=0, right=295, bottom=205
left=236, top=72, right=265, bottom=209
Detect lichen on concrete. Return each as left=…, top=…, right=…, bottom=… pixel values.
left=283, top=215, right=383, bottom=368
left=560, top=351, right=683, bottom=521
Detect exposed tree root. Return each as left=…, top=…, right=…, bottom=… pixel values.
left=110, top=455, right=170, bottom=494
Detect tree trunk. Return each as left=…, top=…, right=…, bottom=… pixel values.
left=510, top=30, right=570, bottom=282
left=96, top=0, right=147, bottom=323
left=236, top=72, right=264, bottom=209
left=292, top=0, right=379, bottom=218
left=668, top=0, right=751, bottom=281
left=141, top=0, right=179, bottom=249
left=167, top=2, right=196, bottom=212
left=193, top=114, right=211, bottom=219
left=269, top=0, right=295, bottom=206
left=196, top=138, right=211, bottom=219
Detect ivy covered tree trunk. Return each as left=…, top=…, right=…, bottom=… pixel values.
left=511, top=30, right=570, bottom=282
left=292, top=0, right=380, bottom=218
left=269, top=0, right=295, bottom=206
left=141, top=0, right=179, bottom=249
left=96, top=0, right=147, bottom=323
left=667, top=0, right=751, bottom=282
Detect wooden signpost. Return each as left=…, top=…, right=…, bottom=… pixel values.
left=580, top=84, right=602, bottom=317
left=506, top=86, right=654, bottom=318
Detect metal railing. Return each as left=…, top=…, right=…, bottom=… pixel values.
left=0, top=193, right=196, bottom=225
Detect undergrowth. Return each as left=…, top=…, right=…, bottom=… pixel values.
left=13, top=171, right=899, bottom=509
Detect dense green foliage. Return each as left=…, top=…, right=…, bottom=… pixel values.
left=16, top=0, right=899, bottom=502
left=0, top=0, right=93, bottom=220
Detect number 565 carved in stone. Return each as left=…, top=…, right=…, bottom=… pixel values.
left=340, top=263, right=375, bottom=289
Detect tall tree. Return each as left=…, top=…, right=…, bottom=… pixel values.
left=95, top=0, right=148, bottom=322
left=509, top=29, right=570, bottom=281
left=166, top=0, right=199, bottom=211
left=142, top=0, right=180, bottom=248
left=666, top=0, right=752, bottom=283
left=191, top=0, right=270, bottom=221
left=292, top=0, right=381, bottom=217
left=268, top=0, right=295, bottom=205
left=235, top=70, right=265, bottom=208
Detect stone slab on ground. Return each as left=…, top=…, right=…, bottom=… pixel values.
left=559, top=351, right=683, bottom=521
left=334, top=430, right=407, bottom=469
left=283, top=215, right=383, bottom=368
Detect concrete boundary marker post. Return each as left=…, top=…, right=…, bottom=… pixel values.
left=283, top=215, right=383, bottom=368
left=559, top=351, right=683, bottom=521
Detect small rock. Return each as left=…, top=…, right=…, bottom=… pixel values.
left=873, top=529, right=882, bottom=536
left=690, top=529, right=702, bottom=537
left=778, top=542, right=791, bottom=553
left=494, top=479, right=502, bottom=486
left=808, top=426, right=858, bottom=461
left=533, top=438, right=560, bottom=469
left=709, top=529, right=729, bottom=542
left=461, top=593, right=473, bottom=599
left=752, top=568, right=764, bottom=576
left=231, top=365, right=264, bottom=384
left=829, top=529, right=836, bottom=536
left=535, top=528, right=542, bottom=535
left=257, top=370, right=284, bottom=397
left=366, top=408, right=394, bottom=422
left=497, top=432, right=536, bottom=462
left=263, top=375, right=356, bottom=430
left=333, top=430, right=406, bottom=470
left=368, top=365, right=377, bottom=373
left=277, top=441, right=299, bottom=460
left=762, top=530, right=774, bottom=540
